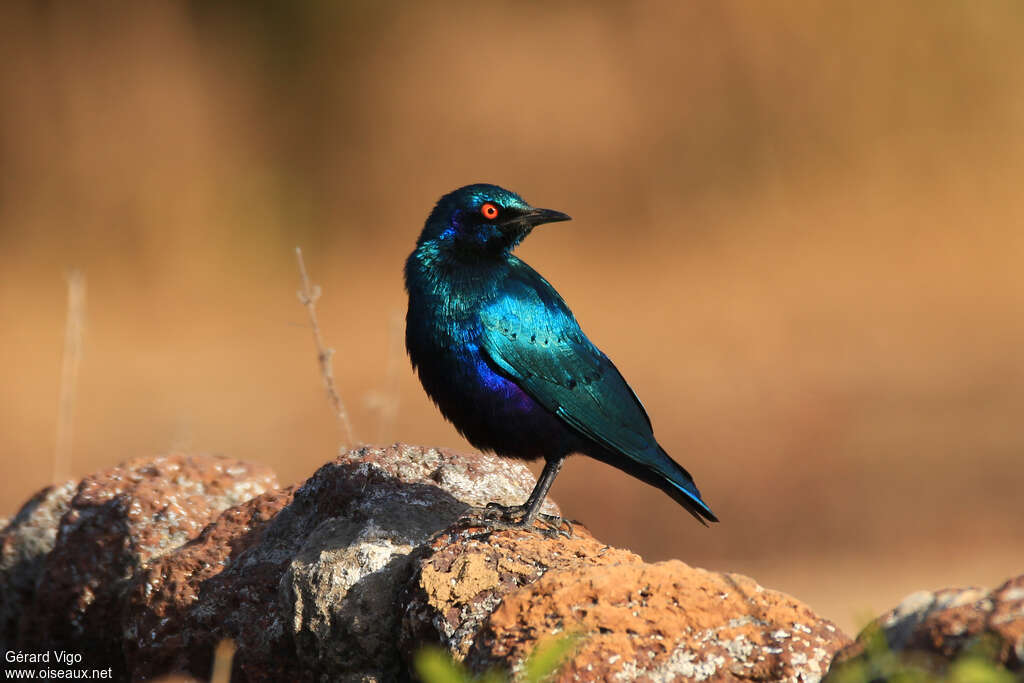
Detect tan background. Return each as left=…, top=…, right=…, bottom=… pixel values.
left=2, top=1, right=1022, bottom=634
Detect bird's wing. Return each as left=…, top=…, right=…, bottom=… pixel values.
left=478, top=267, right=657, bottom=464
left=478, top=262, right=715, bottom=523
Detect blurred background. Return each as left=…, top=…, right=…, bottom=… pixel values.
left=1, top=0, right=1022, bottom=634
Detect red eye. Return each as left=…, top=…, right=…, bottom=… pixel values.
left=480, top=202, right=499, bottom=220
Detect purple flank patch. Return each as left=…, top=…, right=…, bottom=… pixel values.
left=468, top=346, right=535, bottom=413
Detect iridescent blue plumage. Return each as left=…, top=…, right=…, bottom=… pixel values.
left=405, top=184, right=717, bottom=530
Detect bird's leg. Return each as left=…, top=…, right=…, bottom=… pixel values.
left=517, top=455, right=564, bottom=527
left=459, top=457, right=572, bottom=538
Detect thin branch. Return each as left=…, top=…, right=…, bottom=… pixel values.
left=54, top=269, right=85, bottom=484
left=210, top=639, right=236, bottom=683
left=295, top=247, right=357, bottom=448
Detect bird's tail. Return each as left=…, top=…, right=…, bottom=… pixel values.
left=646, top=446, right=718, bottom=525
left=589, top=444, right=718, bottom=525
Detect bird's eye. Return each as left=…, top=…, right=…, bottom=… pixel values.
left=480, top=203, right=500, bottom=220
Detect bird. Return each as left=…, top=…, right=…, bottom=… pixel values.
left=404, top=183, right=717, bottom=535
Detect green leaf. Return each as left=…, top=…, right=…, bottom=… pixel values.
left=478, top=670, right=508, bottom=683
left=520, top=633, right=583, bottom=683
left=414, top=647, right=473, bottom=683
left=948, top=656, right=1015, bottom=683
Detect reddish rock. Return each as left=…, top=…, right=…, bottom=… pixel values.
left=990, top=576, right=1024, bottom=670
left=0, top=480, right=77, bottom=649
left=826, top=575, right=1024, bottom=678
left=401, top=522, right=849, bottom=681
left=467, top=559, right=851, bottom=682
left=401, top=525, right=640, bottom=660
left=16, top=453, right=278, bottom=673
left=123, top=486, right=296, bottom=680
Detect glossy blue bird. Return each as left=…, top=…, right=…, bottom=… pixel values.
left=405, top=184, right=717, bottom=534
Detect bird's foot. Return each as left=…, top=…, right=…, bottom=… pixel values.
left=458, top=504, right=573, bottom=539
left=485, top=501, right=527, bottom=516
left=458, top=503, right=514, bottom=524
left=535, top=513, right=574, bottom=539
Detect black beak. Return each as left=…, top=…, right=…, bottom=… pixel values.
left=518, top=207, right=572, bottom=226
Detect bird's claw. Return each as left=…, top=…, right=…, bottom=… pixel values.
left=457, top=505, right=574, bottom=539
left=536, top=513, right=574, bottom=539
left=460, top=504, right=508, bottom=524
left=484, top=501, right=526, bottom=517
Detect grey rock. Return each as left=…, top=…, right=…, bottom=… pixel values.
left=827, top=575, right=1024, bottom=679
left=0, top=481, right=76, bottom=650
left=281, top=445, right=558, bottom=680
left=127, top=444, right=556, bottom=681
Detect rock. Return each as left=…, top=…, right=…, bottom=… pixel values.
left=5, top=444, right=855, bottom=682
left=462, top=554, right=850, bottom=682
left=343, top=443, right=560, bottom=516
left=826, top=575, right=1024, bottom=679
left=401, top=525, right=640, bottom=661
left=16, top=453, right=278, bottom=674
left=124, top=444, right=556, bottom=681
left=0, top=480, right=76, bottom=649
left=123, top=486, right=296, bottom=680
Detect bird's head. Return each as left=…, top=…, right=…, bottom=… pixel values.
left=417, top=184, right=571, bottom=258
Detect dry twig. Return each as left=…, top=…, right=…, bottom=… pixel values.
left=295, top=247, right=357, bottom=448
left=54, top=270, right=85, bottom=484
left=209, top=639, right=236, bottom=683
